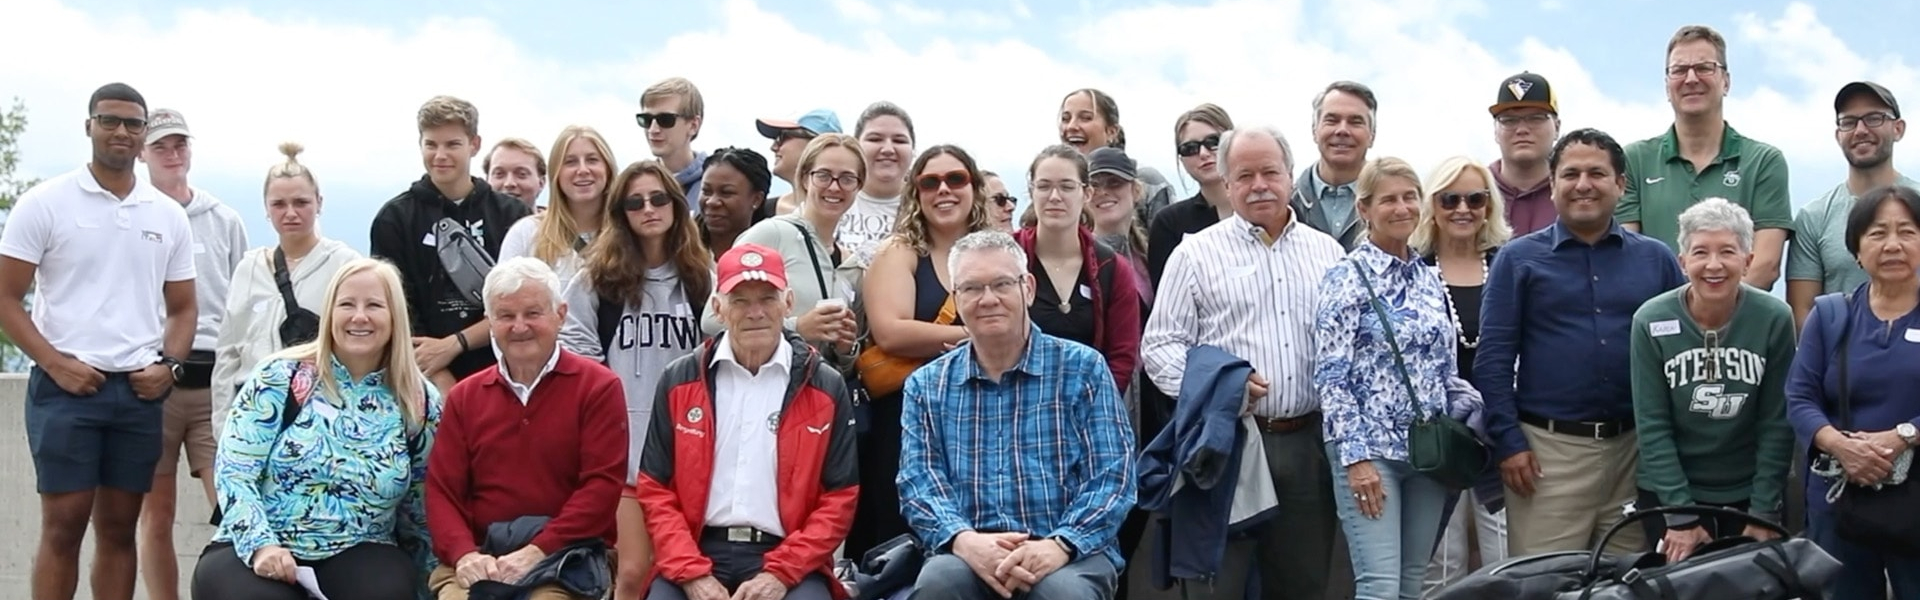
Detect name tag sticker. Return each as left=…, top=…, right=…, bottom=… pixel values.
left=420, top=232, right=436, bottom=246
left=253, top=299, right=273, bottom=314
left=1078, top=284, right=1093, bottom=299
left=306, top=399, right=340, bottom=421
left=1905, top=329, right=1920, bottom=343
left=1650, top=320, right=1681, bottom=337
left=1225, top=265, right=1257, bottom=278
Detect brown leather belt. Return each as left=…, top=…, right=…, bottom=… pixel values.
left=1253, top=412, right=1321, bottom=434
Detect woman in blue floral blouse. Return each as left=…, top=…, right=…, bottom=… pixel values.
left=1314, top=157, right=1481, bottom=600
left=191, top=258, right=441, bottom=600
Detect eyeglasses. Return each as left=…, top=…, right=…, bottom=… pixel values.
left=1665, top=62, right=1725, bottom=80
left=1436, top=191, right=1490, bottom=210
left=954, top=277, right=1022, bottom=301
left=808, top=169, right=861, bottom=190
left=1837, top=112, right=1896, bottom=131
left=990, top=193, right=1016, bottom=208
left=635, top=112, right=687, bottom=129
left=1176, top=134, right=1221, bottom=157
left=621, top=192, right=675, bottom=211
left=1495, top=113, right=1554, bottom=129
left=915, top=170, right=971, bottom=193
left=1031, top=181, right=1084, bottom=197
left=91, top=114, right=148, bottom=133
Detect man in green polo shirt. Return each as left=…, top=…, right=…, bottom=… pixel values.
left=1618, top=25, right=1791, bottom=291
left=1785, top=81, right=1914, bottom=328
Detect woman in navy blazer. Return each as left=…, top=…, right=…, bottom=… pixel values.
left=1785, top=185, right=1920, bottom=599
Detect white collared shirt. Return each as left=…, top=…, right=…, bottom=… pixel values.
left=493, top=343, right=562, bottom=405
left=1142, top=213, right=1345, bottom=418
left=705, top=332, right=793, bottom=537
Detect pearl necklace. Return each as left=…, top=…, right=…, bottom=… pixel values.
left=1435, top=254, right=1488, bottom=349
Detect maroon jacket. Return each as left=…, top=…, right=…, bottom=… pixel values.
left=1014, top=225, right=1144, bottom=391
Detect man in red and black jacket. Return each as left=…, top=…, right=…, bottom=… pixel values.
left=637, top=243, right=859, bottom=600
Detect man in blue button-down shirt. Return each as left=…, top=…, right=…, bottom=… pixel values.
left=899, top=230, right=1136, bottom=600
left=1474, top=128, right=1686, bottom=556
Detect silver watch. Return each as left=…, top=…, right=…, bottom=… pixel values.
left=1898, top=423, right=1917, bottom=446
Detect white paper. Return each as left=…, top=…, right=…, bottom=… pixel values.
left=295, top=566, right=330, bottom=600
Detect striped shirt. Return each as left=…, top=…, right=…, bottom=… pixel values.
left=1142, top=213, right=1345, bottom=418
left=897, top=324, right=1137, bottom=567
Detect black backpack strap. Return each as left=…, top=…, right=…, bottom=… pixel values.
left=273, top=247, right=302, bottom=316
left=596, top=293, right=622, bottom=361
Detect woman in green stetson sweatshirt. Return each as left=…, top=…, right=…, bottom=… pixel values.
left=1629, top=197, right=1797, bottom=562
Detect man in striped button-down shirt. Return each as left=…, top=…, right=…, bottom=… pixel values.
left=1142, top=125, right=1347, bottom=600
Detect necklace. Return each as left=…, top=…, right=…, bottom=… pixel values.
left=1435, top=253, right=1488, bottom=349
left=1039, top=259, right=1077, bottom=314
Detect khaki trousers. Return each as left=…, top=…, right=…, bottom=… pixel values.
left=1505, top=423, right=1645, bottom=556
left=429, top=564, right=583, bottom=600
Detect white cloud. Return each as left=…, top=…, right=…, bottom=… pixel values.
left=2, top=0, right=1912, bottom=250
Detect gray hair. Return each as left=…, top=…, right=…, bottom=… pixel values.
left=1675, top=197, right=1754, bottom=254
left=1311, top=80, right=1379, bottom=132
left=947, top=230, right=1028, bottom=282
left=483, top=256, right=565, bottom=314
left=1216, top=125, right=1295, bottom=181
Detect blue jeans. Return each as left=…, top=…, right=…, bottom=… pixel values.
left=1326, top=444, right=1447, bottom=600
left=1806, top=507, right=1920, bottom=599
left=909, top=553, right=1115, bottom=600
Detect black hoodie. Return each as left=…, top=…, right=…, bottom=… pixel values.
left=370, top=175, right=533, bottom=378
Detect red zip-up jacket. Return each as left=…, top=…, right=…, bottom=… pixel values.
left=635, top=332, right=858, bottom=597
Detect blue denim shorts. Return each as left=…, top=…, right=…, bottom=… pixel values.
left=24, top=366, right=167, bottom=494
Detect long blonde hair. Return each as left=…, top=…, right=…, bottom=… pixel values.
left=268, top=258, right=425, bottom=428
left=533, top=125, right=618, bottom=265
left=1410, top=156, right=1512, bottom=255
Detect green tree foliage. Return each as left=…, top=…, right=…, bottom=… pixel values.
left=0, top=98, right=38, bottom=371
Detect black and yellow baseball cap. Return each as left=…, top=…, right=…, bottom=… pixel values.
left=1490, top=72, right=1557, bottom=116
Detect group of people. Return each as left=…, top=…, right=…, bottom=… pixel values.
left=5, top=21, right=1918, bottom=600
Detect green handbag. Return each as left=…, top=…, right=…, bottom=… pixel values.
left=1350, top=258, right=1488, bottom=490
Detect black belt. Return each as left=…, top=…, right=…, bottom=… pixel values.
left=178, top=350, right=216, bottom=389
left=701, top=526, right=781, bottom=544
left=1520, top=412, right=1635, bottom=440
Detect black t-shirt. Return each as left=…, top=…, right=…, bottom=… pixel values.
left=369, top=176, right=533, bottom=378
left=1029, top=265, right=1096, bottom=348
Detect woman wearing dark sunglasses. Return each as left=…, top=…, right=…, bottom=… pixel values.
left=699, top=147, right=773, bottom=256
left=848, top=144, right=994, bottom=560
left=557, top=160, right=715, bottom=600
left=1409, top=156, right=1514, bottom=594
left=1146, top=104, right=1236, bottom=291
left=981, top=170, right=1017, bottom=231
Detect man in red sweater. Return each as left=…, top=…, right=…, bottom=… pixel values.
left=427, top=257, right=628, bottom=600
left=637, top=244, right=859, bottom=600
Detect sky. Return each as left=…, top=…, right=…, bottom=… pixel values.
left=2, top=0, right=1917, bottom=254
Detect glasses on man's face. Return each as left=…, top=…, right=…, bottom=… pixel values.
left=1176, top=134, right=1221, bottom=158
left=808, top=169, right=861, bottom=190
left=915, top=170, right=971, bottom=193
left=635, top=112, right=685, bottom=129
left=954, top=277, right=1022, bottom=301
left=990, top=193, right=1016, bottom=208
left=1437, top=190, right=1490, bottom=211
left=92, top=114, right=148, bottom=134
left=621, top=192, right=675, bottom=211
left=1837, top=112, right=1896, bottom=132
left=1495, top=113, right=1553, bottom=130
left=1665, top=62, right=1725, bottom=80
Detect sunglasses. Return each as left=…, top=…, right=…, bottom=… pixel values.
left=915, top=170, right=971, bottom=193
left=92, top=114, right=148, bottom=134
left=621, top=192, right=675, bottom=211
left=1437, top=191, right=1490, bottom=210
left=634, top=112, right=686, bottom=129
left=1176, top=134, right=1221, bottom=157
left=990, top=193, right=1016, bottom=208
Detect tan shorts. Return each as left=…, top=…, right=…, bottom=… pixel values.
left=157, top=385, right=216, bottom=477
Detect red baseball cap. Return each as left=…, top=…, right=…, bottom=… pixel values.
left=716, top=243, right=788, bottom=294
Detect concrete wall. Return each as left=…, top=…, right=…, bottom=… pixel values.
left=0, top=373, right=212, bottom=600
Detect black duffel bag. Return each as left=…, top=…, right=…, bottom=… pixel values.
left=1434, top=505, right=1841, bottom=600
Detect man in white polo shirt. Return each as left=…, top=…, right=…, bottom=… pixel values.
left=136, top=107, right=248, bottom=600
left=0, top=82, right=197, bottom=600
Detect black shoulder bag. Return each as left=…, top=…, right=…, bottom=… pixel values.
left=1819, top=292, right=1920, bottom=556
left=273, top=247, right=322, bottom=347
left=1350, top=258, right=1488, bottom=490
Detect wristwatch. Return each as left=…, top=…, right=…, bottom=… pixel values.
left=157, top=356, right=185, bottom=382
left=1897, top=423, right=1917, bottom=448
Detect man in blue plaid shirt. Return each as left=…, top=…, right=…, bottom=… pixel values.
left=898, top=230, right=1137, bottom=600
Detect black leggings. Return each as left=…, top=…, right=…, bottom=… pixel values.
left=191, top=541, right=418, bottom=600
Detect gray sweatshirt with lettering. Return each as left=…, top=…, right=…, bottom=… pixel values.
left=558, top=265, right=706, bottom=483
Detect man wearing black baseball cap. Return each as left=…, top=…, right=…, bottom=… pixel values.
left=1785, top=81, right=1912, bottom=326
left=1489, top=72, right=1561, bottom=236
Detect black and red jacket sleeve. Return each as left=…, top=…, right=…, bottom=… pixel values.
left=635, top=353, right=713, bottom=583
left=760, top=362, right=861, bottom=586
